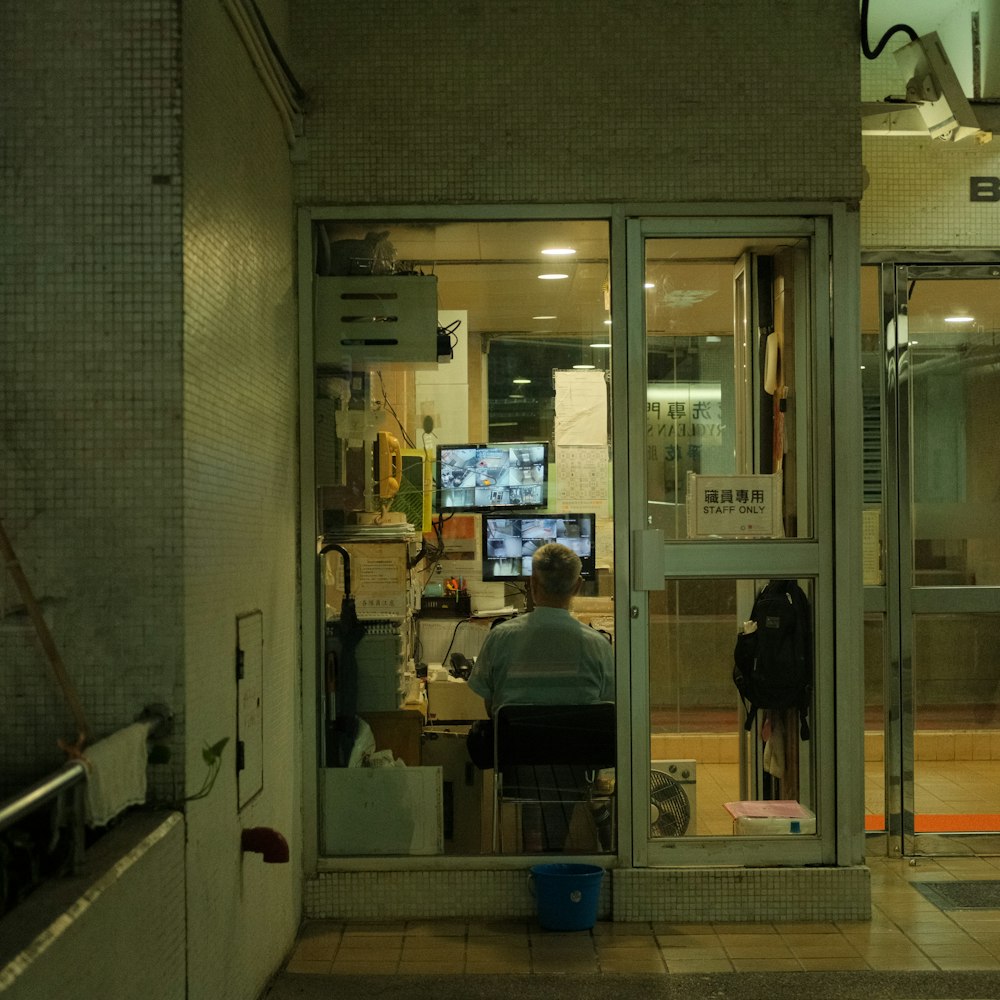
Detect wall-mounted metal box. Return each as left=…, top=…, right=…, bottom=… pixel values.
left=315, top=274, right=438, bottom=365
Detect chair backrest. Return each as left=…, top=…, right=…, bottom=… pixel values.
left=494, top=703, right=615, bottom=770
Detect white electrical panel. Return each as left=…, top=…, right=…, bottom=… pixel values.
left=315, top=274, right=439, bottom=365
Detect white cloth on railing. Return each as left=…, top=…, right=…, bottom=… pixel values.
left=84, top=722, right=149, bottom=826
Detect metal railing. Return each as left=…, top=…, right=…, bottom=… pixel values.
left=0, top=705, right=172, bottom=878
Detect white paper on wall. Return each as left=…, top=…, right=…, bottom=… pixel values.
left=555, top=445, right=610, bottom=519
left=554, top=369, right=608, bottom=447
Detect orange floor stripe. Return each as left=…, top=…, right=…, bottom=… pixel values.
left=865, top=814, right=1000, bottom=833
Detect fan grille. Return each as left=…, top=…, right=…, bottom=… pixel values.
left=650, top=769, right=691, bottom=837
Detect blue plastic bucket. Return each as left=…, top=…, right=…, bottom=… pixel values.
left=529, top=863, right=604, bottom=931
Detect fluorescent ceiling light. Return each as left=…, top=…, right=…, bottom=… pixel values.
left=572, top=364, right=596, bottom=370
left=541, top=247, right=576, bottom=256
left=603, top=319, right=612, bottom=325
left=945, top=315, right=974, bottom=323
left=590, top=342, right=611, bottom=349
left=538, top=273, right=569, bottom=280
left=644, top=282, right=655, bottom=289
left=512, top=378, right=532, bottom=384
left=532, top=314, right=557, bottom=320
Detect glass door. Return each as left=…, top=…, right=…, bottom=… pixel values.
left=627, top=217, right=842, bottom=866
left=881, top=263, right=1000, bottom=855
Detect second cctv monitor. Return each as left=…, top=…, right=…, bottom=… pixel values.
left=481, top=512, right=596, bottom=581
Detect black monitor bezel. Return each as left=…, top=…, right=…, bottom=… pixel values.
left=433, top=441, right=549, bottom=514
left=481, top=511, right=597, bottom=582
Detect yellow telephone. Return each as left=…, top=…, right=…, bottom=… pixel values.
left=376, top=430, right=402, bottom=500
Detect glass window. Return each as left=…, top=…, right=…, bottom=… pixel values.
left=313, top=217, right=615, bottom=857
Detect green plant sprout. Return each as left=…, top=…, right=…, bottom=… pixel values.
left=185, top=737, right=229, bottom=802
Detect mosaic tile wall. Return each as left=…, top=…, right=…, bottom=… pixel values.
left=2, top=1, right=302, bottom=997
left=0, top=1, right=185, bottom=797
left=1, top=814, right=186, bottom=1000
left=290, top=1, right=861, bottom=206
left=181, top=2, right=302, bottom=999
left=305, top=865, right=870, bottom=923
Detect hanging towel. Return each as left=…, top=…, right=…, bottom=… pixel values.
left=84, top=722, right=149, bottom=826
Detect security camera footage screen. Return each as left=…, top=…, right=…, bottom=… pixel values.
left=482, top=513, right=596, bottom=580
left=435, top=442, right=548, bottom=512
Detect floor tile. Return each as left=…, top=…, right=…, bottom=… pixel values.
left=598, top=955, right=666, bottom=972
left=663, top=957, right=734, bottom=973
left=729, top=957, right=802, bottom=971
left=797, top=955, right=871, bottom=971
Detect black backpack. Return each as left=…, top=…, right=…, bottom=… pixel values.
left=733, top=580, right=812, bottom=740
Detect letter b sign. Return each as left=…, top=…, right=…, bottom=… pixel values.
left=970, top=176, right=1000, bottom=202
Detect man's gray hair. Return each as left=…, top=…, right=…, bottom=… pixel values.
left=531, top=542, right=581, bottom=596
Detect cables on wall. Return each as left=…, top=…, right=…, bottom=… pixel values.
left=860, top=0, right=918, bottom=61
left=221, top=0, right=306, bottom=149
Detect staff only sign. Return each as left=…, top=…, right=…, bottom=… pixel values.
left=686, top=472, right=784, bottom=538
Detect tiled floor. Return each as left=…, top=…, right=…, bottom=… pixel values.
left=286, top=855, right=1000, bottom=976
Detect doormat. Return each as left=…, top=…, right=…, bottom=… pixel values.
left=913, top=880, right=1000, bottom=910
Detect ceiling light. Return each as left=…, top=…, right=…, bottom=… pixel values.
left=538, top=273, right=569, bottom=280
left=945, top=315, right=974, bottom=323
left=541, top=247, right=576, bottom=256
left=512, top=378, right=532, bottom=385
left=705, top=336, right=721, bottom=343
left=572, top=364, right=596, bottom=370
left=603, top=319, right=612, bottom=325
left=590, top=342, right=611, bottom=349
left=644, top=282, right=655, bottom=289
left=532, top=314, right=557, bottom=320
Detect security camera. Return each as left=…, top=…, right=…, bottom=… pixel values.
left=894, top=32, right=984, bottom=142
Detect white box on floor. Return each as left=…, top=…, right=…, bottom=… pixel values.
left=320, top=766, right=443, bottom=855
left=725, top=800, right=816, bottom=835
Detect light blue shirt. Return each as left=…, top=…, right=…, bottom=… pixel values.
left=466, top=606, right=614, bottom=711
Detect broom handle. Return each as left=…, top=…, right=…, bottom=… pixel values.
left=0, top=519, right=90, bottom=747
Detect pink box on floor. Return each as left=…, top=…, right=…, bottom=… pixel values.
left=724, top=800, right=816, bottom=835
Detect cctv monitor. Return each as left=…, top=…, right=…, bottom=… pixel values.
left=434, top=442, right=548, bottom=513
left=481, top=512, right=596, bottom=581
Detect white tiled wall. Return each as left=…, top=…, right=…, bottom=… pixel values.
left=2, top=1, right=301, bottom=998
left=0, top=1, right=185, bottom=796
left=291, top=1, right=861, bottom=205
left=182, top=1, right=301, bottom=999
left=305, top=865, right=870, bottom=924
left=1, top=814, right=186, bottom=1000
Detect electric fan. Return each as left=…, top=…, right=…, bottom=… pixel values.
left=649, top=769, right=691, bottom=837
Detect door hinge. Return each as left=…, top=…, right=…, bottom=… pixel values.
left=236, top=739, right=245, bottom=772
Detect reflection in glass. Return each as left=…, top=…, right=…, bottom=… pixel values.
left=644, top=239, right=813, bottom=541
left=912, top=614, right=1000, bottom=833
left=907, top=279, right=1000, bottom=586
left=649, top=578, right=816, bottom=837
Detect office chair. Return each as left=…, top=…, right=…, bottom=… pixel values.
left=492, top=702, right=615, bottom=853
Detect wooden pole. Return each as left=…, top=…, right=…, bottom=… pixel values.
left=0, top=519, right=90, bottom=749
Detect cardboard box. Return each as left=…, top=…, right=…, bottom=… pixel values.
left=320, top=766, right=443, bottom=855
left=360, top=710, right=424, bottom=766
left=724, top=800, right=816, bottom=835
left=426, top=678, right=488, bottom=722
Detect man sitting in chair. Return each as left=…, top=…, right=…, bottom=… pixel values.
left=467, top=541, right=614, bottom=852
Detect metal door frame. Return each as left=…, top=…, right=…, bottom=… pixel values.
left=624, top=207, right=862, bottom=869
left=875, top=254, right=1000, bottom=856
